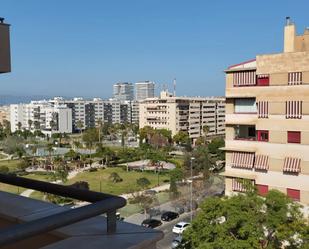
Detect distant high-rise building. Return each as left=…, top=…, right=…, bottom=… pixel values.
left=113, top=82, right=134, bottom=101
left=135, top=81, right=155, bottom=100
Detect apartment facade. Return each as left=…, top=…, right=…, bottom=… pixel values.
left=139, top=91, right=225, bottom=142
left=223, top=19, right=309, bottom=204
left=10, top=101, right=72, bottom=134
left=135, top=81, right=155, bottom=100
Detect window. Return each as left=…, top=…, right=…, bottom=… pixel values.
left=257, top=130, right=269, bottom=142
left=287, top=131, right=301, bottom=143
left=288, top=72, right=302, bottom=85
left=256, top=184, right=269, bottom=196
left=287, top=188, right=300, bottom=201
left=234, top=98, right=256, bottom=113
left=257, top=74, right=270, bottom=86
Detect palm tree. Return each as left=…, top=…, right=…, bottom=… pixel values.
left=96, top=118, right=104, bottom=143
left=28, top=119, right=33, bottom=130
left=33, top=121, right=40, bottom=130
left=17, top=122, right=22, bottom=131
left=76, top=120, right=84, bottom=134
left=203, top=125, right=209, bottom=140
left=50, top=120, right=57, bottom=131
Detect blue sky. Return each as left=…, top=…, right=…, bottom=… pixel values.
left=1, top=0, right=308, bottom=98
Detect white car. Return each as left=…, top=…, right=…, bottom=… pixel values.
left=172, top=222, right=190, bottom=234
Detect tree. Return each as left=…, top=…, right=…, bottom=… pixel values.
left=202, top=125, right=209, bottom=138
left=169, top=168, right=184, bottom=199
left=108, top=172, right=123, bottom=183
left=183, top=190, right=309, bottom=249
left=184, top=146, right=214, bottom=179
left=52, top=164, right=69, bottom=183
left=17, top=122, right=22, bottom=131
left=82, top=128, right=99, bottom=153
left=49, top=120, right=57, bottom=131
left=76, top=120, right=84, bottom=134
left=33, top=121, right=40, bottom=130
left=208, top=137, right=225, bottom=160
left=136, top=177, right=151, bottom=190
left=173, top=131, right=190, bottom=145
left=17, top=159, right=30, bottom=171
left=129, top=193, right=156, bottom=218
left=28, top=119, right=33, bottom=130
left=15, top=146, right=25, bottom=159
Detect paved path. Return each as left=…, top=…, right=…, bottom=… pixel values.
left=120, top=183, right=170, bottom=200
left=20, top=166, right=93, bottom=197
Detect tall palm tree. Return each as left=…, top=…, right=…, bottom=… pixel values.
left=76, top=120, right=84, bottom=134
left=17, top=122, right=22, bottom=131
left=96, top=118, right=103, bottom=143
left=28, top=119, right=33, bottom=130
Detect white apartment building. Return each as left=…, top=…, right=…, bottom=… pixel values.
left=135, top=81, right=155, bottom=100
left=10, top=101, right=72, bottom=134
left=139, top=91, right=225, bottom=142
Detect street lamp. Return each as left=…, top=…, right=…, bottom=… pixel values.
left=190, top=157, right=195, bottom=222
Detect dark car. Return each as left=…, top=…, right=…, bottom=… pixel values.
left=141, top=219, right=162, bottom=228
left=161, top=211, right=179, bottom=221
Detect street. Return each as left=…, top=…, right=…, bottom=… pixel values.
left=156, top=212, right=192, bottom=249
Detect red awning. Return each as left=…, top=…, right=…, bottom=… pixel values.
left=254, top=155, right=269, bottom=170
left=283, top=157, right=301, bottom=173
left=231, top=152, right=255, bottom=169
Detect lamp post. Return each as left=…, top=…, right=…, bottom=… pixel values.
left=190, top=157, right=195, bottom=222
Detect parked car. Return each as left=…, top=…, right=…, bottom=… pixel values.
left=171, top=235, right=183, bottom=249
left=172, top=222, right=190, bottom=234
left=141, top=219, right=162, bottom=228
left=161, top=211, right=179, bottom=221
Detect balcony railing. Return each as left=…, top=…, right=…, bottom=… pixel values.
left=0, top=173, right=126, bottom=248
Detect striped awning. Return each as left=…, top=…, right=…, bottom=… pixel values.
left=231, top=152, right=255, bottom=169
left=257, top=101, right=269, bottom=118
left=286, top=101, right=302, bottom=119
left=254, top=155, right=269, bottom=170
left=232, top=178, right=254, bottom=192
left=283, top=157, right=301, bottom=173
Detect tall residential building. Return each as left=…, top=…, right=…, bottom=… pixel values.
left=10, top=101, right=72, bottom=134
left=51, top=97, right=139, bottom=130
left=113, top=82, right=134, bottom=101
left=135, top=81, right=155, bottom=100
left=139, top=90, right=225, bottom=142
left=222, top=18, right=309, bottom=204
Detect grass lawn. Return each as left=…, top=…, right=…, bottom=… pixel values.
left=0, top=159, right=22, bottom=171
left=0, top=153, right=7, bottom=160
left=0, top=172, right=52, bottom=195
left=66, top=167, right=169, bottom=195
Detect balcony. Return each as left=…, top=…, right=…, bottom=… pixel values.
left=0, top=174, right=163, bottom=249
left=234, top=125, right=256, bottom=141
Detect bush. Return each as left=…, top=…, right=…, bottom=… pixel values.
left=0, top=166, right=9, bottom=174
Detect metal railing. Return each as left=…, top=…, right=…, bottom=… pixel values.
left=0, top=173, right=126, bottom=247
